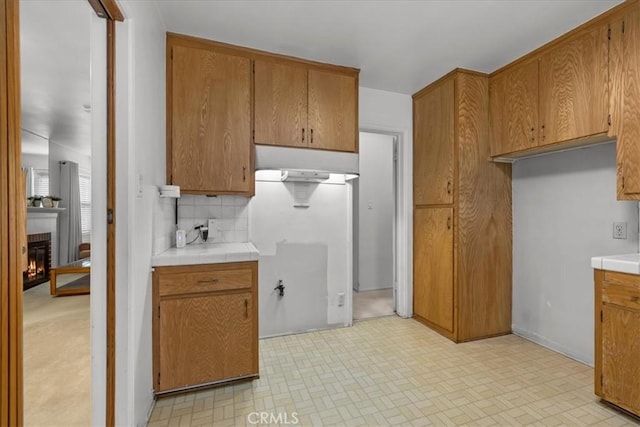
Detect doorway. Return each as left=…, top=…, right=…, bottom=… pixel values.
left=353, top=131, right=398, bottom=321
left=20, top=1, right=94, bottom=424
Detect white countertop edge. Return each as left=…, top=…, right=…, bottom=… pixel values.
left=152, top=242, right=259, bottom=267
left=591, top=253, right=640, bottom=275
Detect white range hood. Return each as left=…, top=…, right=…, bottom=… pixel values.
left=254, top=145, right=359, bottom=176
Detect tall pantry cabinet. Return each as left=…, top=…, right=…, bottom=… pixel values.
left=413, top=70, right=512, bottom=342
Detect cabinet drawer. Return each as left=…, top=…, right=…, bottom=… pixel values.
left=603, top=282, right=640, bottom=311
left=603, top=271, right=640, bottom=288
left=159, top=268, right=253, bottom=297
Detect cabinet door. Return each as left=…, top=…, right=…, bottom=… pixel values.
left=602, top=305, right=640, bottom=414
left=489, top=59, right=539, bottom=156
left=413, top=78, right=454, bottom=206
left=254, top=60, right=308, bottom=147
left=170, top=45, right=251, bottom=194
left=413, top=207, right=454, bottom=333
left=539, top=24, right=609, bottom=145
left=307, top=69, right=357, bottom=152
left=158, top=292, right=255, bottom=391
left=618, top=7, right=640, bottom=198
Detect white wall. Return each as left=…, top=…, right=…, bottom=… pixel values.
left=512, top=142, right=639, bottom=365
left=250, top=176, right=352, bottom=337
left=21, top=153, right=48, bottom=170
left=358, top=87, right=412, bottom=316
left=357, top=132, right=394, bottom=291
left=115, top=2, right=166, bottom=425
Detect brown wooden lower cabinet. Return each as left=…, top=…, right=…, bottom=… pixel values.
left=594, top=269, right=640, bottom=416
left=153, top=261, right=258, bottom=394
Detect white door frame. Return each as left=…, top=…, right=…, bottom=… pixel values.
left=358, top=126, right=412, bottom=318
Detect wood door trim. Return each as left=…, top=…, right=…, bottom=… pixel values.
left=87, top=0, right=124, bottom=22
left=1, top=0, right=23, bottom=424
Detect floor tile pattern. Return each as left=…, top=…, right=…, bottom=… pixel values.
left=148, top=316, right=637, bottom=426
left=353, top=289, right=394, bottom=320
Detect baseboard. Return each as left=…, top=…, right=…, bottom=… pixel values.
left=511, top=326, right=593, bottom=367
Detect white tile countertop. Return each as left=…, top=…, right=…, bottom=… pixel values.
left=591, top=253, right=640, bottom=275
left=151, top=242, right=259, bottom=267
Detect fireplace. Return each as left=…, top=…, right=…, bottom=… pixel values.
left=23, top=232, right=51, bottom=290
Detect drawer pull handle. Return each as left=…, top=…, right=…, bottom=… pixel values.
left=446, top=181, right=452, bottom=195
left=244, top=299, right=249, bottom=318
left=302, top=128, right=305, bottom=143
left=447, top=216, right=452, bottom=230
left=198, top=278, right=219, bottom=284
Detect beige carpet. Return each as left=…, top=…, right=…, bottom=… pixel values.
left=23, top=280, right=91, bottom=427
left=353, top=288, right=394, bottom=320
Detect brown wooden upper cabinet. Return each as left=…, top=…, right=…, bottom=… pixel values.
left=167, top=36, right=253, bottom=195
left=538, top=23, right=609, bottom=146
left=413, top=78, right=455, bottom=206
left=254, top=60, right=358, bottom=152
left=490, top=22, right=609, bottom=157
left=614, top=6, right=640, bottom=199
left=489, top=59, right=539, bottom=156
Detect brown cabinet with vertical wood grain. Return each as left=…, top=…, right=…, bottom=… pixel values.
left=413, top=78, right=454, bottom=206
left=538, top=22, right=609, bottom=146
left=167, top=35, right=253, bottom=196
left=489, top=59, right=539, bottom=156
left=413, top=70, right=512, bottom=343
left=612, top=5, right=640, bottom=200
left=490, top=22, right=609, bottom=157
left=594, top=270, right=640, bottom=417
left=254, top=60, right=308, bottom=148
left=254, top=60, right=358, bottom=152
left=153, top=262, right=258, bottom=394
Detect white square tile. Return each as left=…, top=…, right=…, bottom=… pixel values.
left=236, top=230, right=248, bottom=242
left=221, top=196, right=236, bottom=206
left=222, top=230, right=236, bottom=243
left=222, top=206, right=236, bottom=219
left=236, top=218, right=248, bottom=231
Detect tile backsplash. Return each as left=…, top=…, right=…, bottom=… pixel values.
left=153, top=194, right=249, bottom=255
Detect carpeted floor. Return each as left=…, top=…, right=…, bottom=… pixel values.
left=353, top=288, right=395, bottom=320
left=22, top=279, right=91, bottom=427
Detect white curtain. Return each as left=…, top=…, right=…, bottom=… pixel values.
left=59, top=161, right=82, bottom=264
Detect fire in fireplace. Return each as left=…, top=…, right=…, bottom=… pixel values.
left=23, top=232, right=51, bottom=290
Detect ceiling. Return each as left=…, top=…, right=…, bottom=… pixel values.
left=20, top=0, right=91, bottom=156
left=19, top=0, right=622, bottom=156
left=156, top=0, right=623, bottom=95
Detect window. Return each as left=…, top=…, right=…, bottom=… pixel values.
left=79, top=170, right=91, bottom=243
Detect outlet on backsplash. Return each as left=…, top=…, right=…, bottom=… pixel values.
left=153, top=193, right=249, bottom=254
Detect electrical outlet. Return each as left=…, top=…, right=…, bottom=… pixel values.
left=208, top=219, right=222, bottom=242
left=338, top=292, right=345, bottom=307
left=613, top=222, right=627, bottom=239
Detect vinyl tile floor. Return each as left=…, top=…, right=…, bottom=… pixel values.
left=353, top=288, right=394, bottom=320
left=148, top=316, right=637, bottom=426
